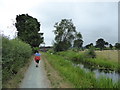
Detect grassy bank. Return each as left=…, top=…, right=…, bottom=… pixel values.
left=42, top=55, right=73, bottom=88
left=42, top=52, right=119, bottom=88
left=57, top=50, right=119, bottom=72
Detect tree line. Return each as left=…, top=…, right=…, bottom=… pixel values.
left=53, top=19, right=120, bottom=51
left=14, top=14, right=120, bottom=52
left=85, top=38, right=120, bottom=50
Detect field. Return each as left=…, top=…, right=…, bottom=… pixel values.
left=95, top=50, right=119, bottom=62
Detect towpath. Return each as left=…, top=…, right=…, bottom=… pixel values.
left=19, top=59, right=51, bottom=88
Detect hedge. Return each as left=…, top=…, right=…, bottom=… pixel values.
left=2, top=36, right=32, bottom=84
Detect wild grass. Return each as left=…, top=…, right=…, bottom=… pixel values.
left=43, top=52, right=119, bottom=88
left=95, top=50, right=118, bottom=62
left=58, top=50, right=119, bottom=72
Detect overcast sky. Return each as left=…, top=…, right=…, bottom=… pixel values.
left=0, top=0, right=119, bottom=46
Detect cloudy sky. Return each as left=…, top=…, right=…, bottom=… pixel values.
left=0, top=0, right=119, bottom=46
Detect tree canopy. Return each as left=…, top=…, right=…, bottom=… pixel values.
left=115, top=43, right=120, bottom=50
left=15, top=14, right=44, bottom=48
left=109, top=44, right=113, bottom=49
left=95, top=38, right=108, bottom=50
left=85, top=43, right=93, bottom=49
left=73, top=32, right=83, bottom=49
left=53, top=19, right=83, bottom=52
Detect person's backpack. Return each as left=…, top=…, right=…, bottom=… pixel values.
left=35, top=56, right=40, bottom=60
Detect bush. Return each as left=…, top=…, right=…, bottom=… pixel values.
left=2, top=37, right=32, bottom=84
left=47, top=49, right=55, bottom=54
left=85, top=46, right=96, bottom=58
left=32, top=47, right=40, bottom=53
left=104, top=47, right=110, bottom=50
left=95, top=48, right=100, bottom=50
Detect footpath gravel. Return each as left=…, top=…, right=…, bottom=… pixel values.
left=19, top=59, right=51, bottom=88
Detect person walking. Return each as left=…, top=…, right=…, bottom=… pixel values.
left=34, top=51, right=41, bottom=67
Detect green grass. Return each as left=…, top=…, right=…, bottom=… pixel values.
left=95, top=50, right=118, bottom=62
left=57, top=50, right=119, bottom=72
left=42, top=52, right=119, bottom=88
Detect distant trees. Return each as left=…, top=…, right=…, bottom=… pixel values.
left=114, top=43, right=120, bottom=50
left=109, top=44, right=113, bottom=49
left=85, top=43, right=93, bottom=49
left=15, top=14, right=44, bottom=48
left=95, top=38, right=108, bottom=50
left=53, top=19, right=83, bottom=52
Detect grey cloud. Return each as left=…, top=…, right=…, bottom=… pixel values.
left=30, top=2, right=118, bottom=46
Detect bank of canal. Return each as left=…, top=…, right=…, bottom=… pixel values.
left=73, top=63, right=120, bottom=83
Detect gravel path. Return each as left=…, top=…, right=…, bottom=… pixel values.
left=19, top=59, right=51, bottom=88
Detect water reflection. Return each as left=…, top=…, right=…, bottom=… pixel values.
left=73, top=63, right=120, bottom=82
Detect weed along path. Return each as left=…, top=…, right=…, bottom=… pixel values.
left=19, top=59, right=51, bottom=88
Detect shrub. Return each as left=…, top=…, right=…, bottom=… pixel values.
left=32, top=47, right=40, bottom=53
left=95, top=48, right=100, bottom=50
left=85, top=46, right=96, bottom=58
left=47, top=49, right=55, bottom=54
left=2, top=37, right=32, bottom=84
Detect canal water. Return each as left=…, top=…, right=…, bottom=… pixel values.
left=73, top=63, right=120, bottom=82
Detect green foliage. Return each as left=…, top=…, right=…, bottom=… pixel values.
left=85, top=43, right=93, bottom=49
left=95, top=48, right=100, bottom=50
left=104, top=47, right=110, bottom=50
left=109, top=44, right=113, bottom=50
left=114, top=43, right=120, bottom=50
left=53, top=19, right=83, bottom=52
left=85, top=46, right=96, bottom=58
left=47, top=49, right=55, bottom=54
left=96, top=38, right=108, bottom=50
left=94, top=76, right=119, bottom=88
left=53, top=41, right=71, bottom=52
left=73, top=39, right=83, bottom=49
left=43, top=52, right=119, bottom=88
left=57, top=50, right=119, bottom=72
left=15, top=14, right=44, bottom=48
left=73, top=32, right=83, bottom=48
left=2, top=36, right=32, bottom=84
left=32, top=47, right=40, bottom=53
left=53, top=19, right=77, bottom=52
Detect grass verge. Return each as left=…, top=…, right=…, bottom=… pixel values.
left=42, top=54, right=73, bottom=88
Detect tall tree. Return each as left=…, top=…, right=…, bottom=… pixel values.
left=53, top=19, right=76, bottom=52
left=95, top=38, right=107, bottom=50
left=73, top=32, right=83, bottom=49
left=15, top=14, right=43, bottom=47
